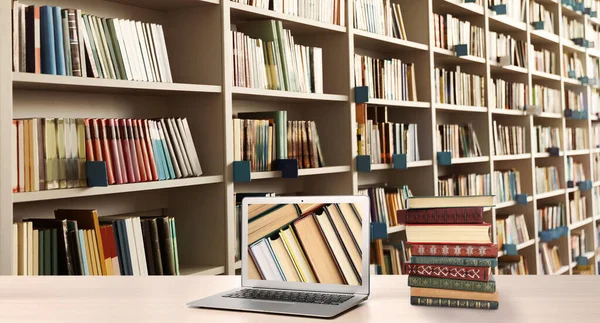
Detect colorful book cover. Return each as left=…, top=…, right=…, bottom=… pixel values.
left=410, top=256, right=498, bottom=267
left=408, top=276, right=496, bottom=293
left=410, top=296, right=498, bottom=310
left=397, top=207, right=483, bottom=224
left=409, top=243, right=498, bottom=258
left=403, top=263, right=491, bottom=282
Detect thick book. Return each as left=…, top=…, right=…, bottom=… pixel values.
left=403, top=263, right=491, bottom=282
left=410, top=256, right=497, bottom=267
left=25, top=5, right=41, bottom=73
left=248, top=204, right=300, bottom=244
left=410, top=296, right=498, bottom=310
left=238, top=111, right=287, bottom=160
left=397, top=207, right=483, bottom=224
left=39, top=6, right=56, bottom=75
left=405, top=223, right=492, bottom=244
left=408, top=275, right=496, bottom=293
left=406, top=195, right=494, bottom=209
left=52, top=6, right=66, bottom=75
left=411, top=287, right=498, bottom=302
left=409, top=243, right=498, bottom=258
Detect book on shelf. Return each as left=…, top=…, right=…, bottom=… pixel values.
left=494, top=169, right=522, bottom=204
left=434, top=67, right=485, bottom=106
left=488, top=0, right=526, bottom=23
left=565, top=128, right=587, bottom=152
left=397, top=207, right=484, bottom=225
left=536, top=203, right=567, bottom=231
left=487, top=32, right=527, bottom=68
left=489, top=79, right=527, bottom=111
left=353, top=0, right=406, bottom=39
left=535, top=166, right=561, bottom=194
left=571, top=230, right=587, bottom=262
left=373, top=242, right=410, bottom=275
left=409, top=243, right=498, bottom=258
left=498, top=255, right=528, bottom=275
left=405, top=223, right=492, bottom=244
left=492, top=122, right=526, bottom=155
left=529, top=0, right=555, bottom=33
left=562, top=16, right=584, bottom=42
left=437, top=173, right=491, bottom=197
left=565, top=90, right=585, bottom=112
left=406, top=195, right=494, bottom=209
left=432, top=13, right=484, bottom=58
left=13, top=209, right=179, bottom=276
left=11, top=1, right=172, bottom=82
left=563, top=53, right=585, bottom=79
left=355, top=105, right=420, bottom=163
left=12, top=117, right=202, bottom=193
left=496, top=214, right=530, bottom=248
left=403, top=263, right=492, bottom=282
left=534, top=125, right=561, bottom=153
left=436, top=123, right=483, bottom=159
left=232, top=20, right=323, bottom=93
left=354, top=54, right=418, bottom=102
left=530, top=45, right=557, bottom=75
left=566, top=157, right=586, bottom=183
left=531, top=85, right=561, bottom=114
left=408, top=275, right=496, bottom=293
left=231, top=0, right=345, bottom=26
left=358, top=185, right=413, bottom=227
left=539, top=242, right=563, bottom=275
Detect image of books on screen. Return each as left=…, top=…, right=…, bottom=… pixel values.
left=247, top=203, right=363, bottom=286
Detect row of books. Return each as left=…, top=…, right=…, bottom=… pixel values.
left=566, top=157, right=586, bottom=183
left=565, top=90, right=585, bottom=112
left=540, top=242, right=563, bottom=275
left=357, top=185, right=412, bottom=227
left=434, top=67, right=485, bottom=107
left=12, top=117, right=202, bottom=193
left=562, top=16, right=584, bottom=41
left=232, top=0, right=345, bottom=26
left=563, top=53, right=584, bottom=79
left=532, top=85, right=561, bottom=114
left=433, top=13, right=485, bottom=58
left=248, top=203, right=363, bottom=285
left=489, top=79, right=527, bottom=111
left=436, top=124, right=483, bottom=159
left=13, top=209, right=179, bottom=276
left=569, top=190, right=588, bottom=225
left=353, top=0, right=406, bottom=39
left=531, top=46, right=557, bottom=75
left=372, top=242, right=410, bottom=275
left=496, top=213, right=530, bottom=247
left=592, top=90, right=600, bottom=115
left=589, top=25, right=600, bottom=51
left=595, top=154, right=600, bottom=182
left=529, top=0, right=555, bottom=34
left=354, top=55, right=417, bottom=102
left=232, top=115, right=325, bottom=171
left=537, top=203, right=566, bottom=231
left=498, top=255, right=528, bottom=275
left=571, top=230, right=587, bottom=263
left=489, top=0, right=525, bottom=23
left=488, top=32, right=527, bottom=68
left=494, top=169, right=522, bottom=204
left=355, top=119, right=420, bottom=164
left=534, top=125, right=561, bottom=153
left=437, top=173, right=491, bottom=197
left=493, top=122, right=526, bottom=156
left=232, top=21, right=323, bottom=93
left=11, top=2, right=172, bottom=82
left=535, top=166, right=560, bottom=194
left=565, top=128, right=587, bottom=151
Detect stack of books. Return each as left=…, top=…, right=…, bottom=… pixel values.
left=400, top=195, right=499, bottom=309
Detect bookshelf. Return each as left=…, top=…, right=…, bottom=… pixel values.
left=1, top=0, right=600, bottom=277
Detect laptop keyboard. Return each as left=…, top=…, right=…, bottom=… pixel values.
left=223, top=289, right=353, bottom=305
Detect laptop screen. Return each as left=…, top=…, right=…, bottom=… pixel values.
left=247, top=203, right=364, bottom=286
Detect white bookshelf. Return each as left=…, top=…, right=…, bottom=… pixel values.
left=1, top=0, right=599, bottom=277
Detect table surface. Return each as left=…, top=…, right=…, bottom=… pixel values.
left=0, top=275, right=598, bottom=323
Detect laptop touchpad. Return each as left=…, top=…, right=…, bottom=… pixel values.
left=241, top=301, right=294, bottom=312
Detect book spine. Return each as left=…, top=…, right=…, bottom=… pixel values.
left=39, top=6, right=56, bottom=75
left=397, top=207, right=484, bottom=224
left=25, top=6, right=41, bottom=73
left=52, top=6, right=66, bottom=75
left=410, top=296, right=498, bottom=310
left=106, top=119, right=122, bottom=184
left=407, top=276, right=496, bottom=293
left=410, top=256, right=498, bottom=267
left=403, top=263, right=490, bottom=282
left=83, top=119, right=94, bottom=161
left=67, top=9, right=81, bottom=76
left=119, top=119, right=135, bottom=182
left=409, top=243, right=498, bottom=258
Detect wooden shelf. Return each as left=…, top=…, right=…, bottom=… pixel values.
left=553, top=265, right=571, bottom=275
left=449, top=156, right=490, bottom=164
left=180, top=265, right=226, bottom=276
left=493, top=153, right=532, bottom=161
left=13, top=176, right=224, bottom=203
left=488, top=13, right=527, bottom=32
left=491, top=109, right=527, bottom=116
left=232, top=87, right=348, bottom=102
left=353, top=29, right=428, bottom=52
left=536, top=112, right=563, bottom=119
left=109, top=0, right=219, bottom=10
left=434, top=103, right=487, bottom=113
left=370, top=160, right=433, bottom=170
left=250, top=166, right=350, bottom=180
left=367, top=99, right=430, bottom=109
left=388, top=225, right=406, bottom=234
left=433, top=47, right=486, bottom=64
left=569, top=217, right=594, bottom=230
left=438, top=0, right=485, bottom=15
left=12, top=73, right=222, bottom=95
left=565, top=149, right=590, bottom=156
left=498, top=239, right=536, bottom=257
left=562, top=40, right=586, bottom=54
left=536, top=189, right=565, bottom=200
left=234, top=261, right=242, bottom=270
left=229, top=2, right=346, bottom=33
left=531, top=70, right=561, bottom=82
left=588, top=48, right=600, bottom=59
left=489, top=62, right=528, bottom=75
left=530, top=30, right=560, bottom=44
left=561, top=4, right=585, bottom=19
left=583, top=251, right=595, bottom=259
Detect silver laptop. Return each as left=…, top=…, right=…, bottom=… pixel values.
left=188, top=196, right=370, bottom=318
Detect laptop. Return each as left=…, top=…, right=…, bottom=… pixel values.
left=188, top=196, right=370, bottom=318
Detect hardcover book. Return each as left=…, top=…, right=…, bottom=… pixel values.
left=408, top=276, right=496, bottom=293
left=409, top=243, right=498, bottom=258
left=403, top=263, right=491, bottom=282
left=397, top=207, right=483, bottom=224
left=410, top=256, right=497, bottom=267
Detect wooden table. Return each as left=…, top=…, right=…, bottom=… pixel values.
left=0, top=275, right=597, bottom=322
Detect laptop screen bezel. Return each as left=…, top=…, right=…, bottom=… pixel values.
left=241, top=195, right=371, bottom=295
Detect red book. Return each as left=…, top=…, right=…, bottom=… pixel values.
left=99, top=119, right=115, bottom=184
left=119, top=119, right=135, bottom=183
left=100, top=226, right=112, bottom=268
left=131, top=120, right=147, bottom=182
left=409, top=243, right=498, bottom=258
left=113, top=119, right=128, bottom=183
left=403, top=263, right=491, bottom=282
left=127, top=119, right=142, bottom=182
left=106, top=119, right=123, bottom=184
left=397, top=207, right=483, bottom=225
left=91, top=119, right=103, bottom=161
left=136, top=119, right=152, bottom=181
left=141, top=119, right=159, bottom=181
left=83, top=119, right=95, bottom=161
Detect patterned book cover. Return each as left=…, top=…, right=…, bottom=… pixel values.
left=397, top=207, right=483, bottom=224
left=409, top=243, right=498, bottom=258
left=403, top=263, right=490, bottom=282
left=408, top=276, right=496, bottom=293
left=410, top=296, right=498, bottom=310
left=410, top=256, right=498, bottom=267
